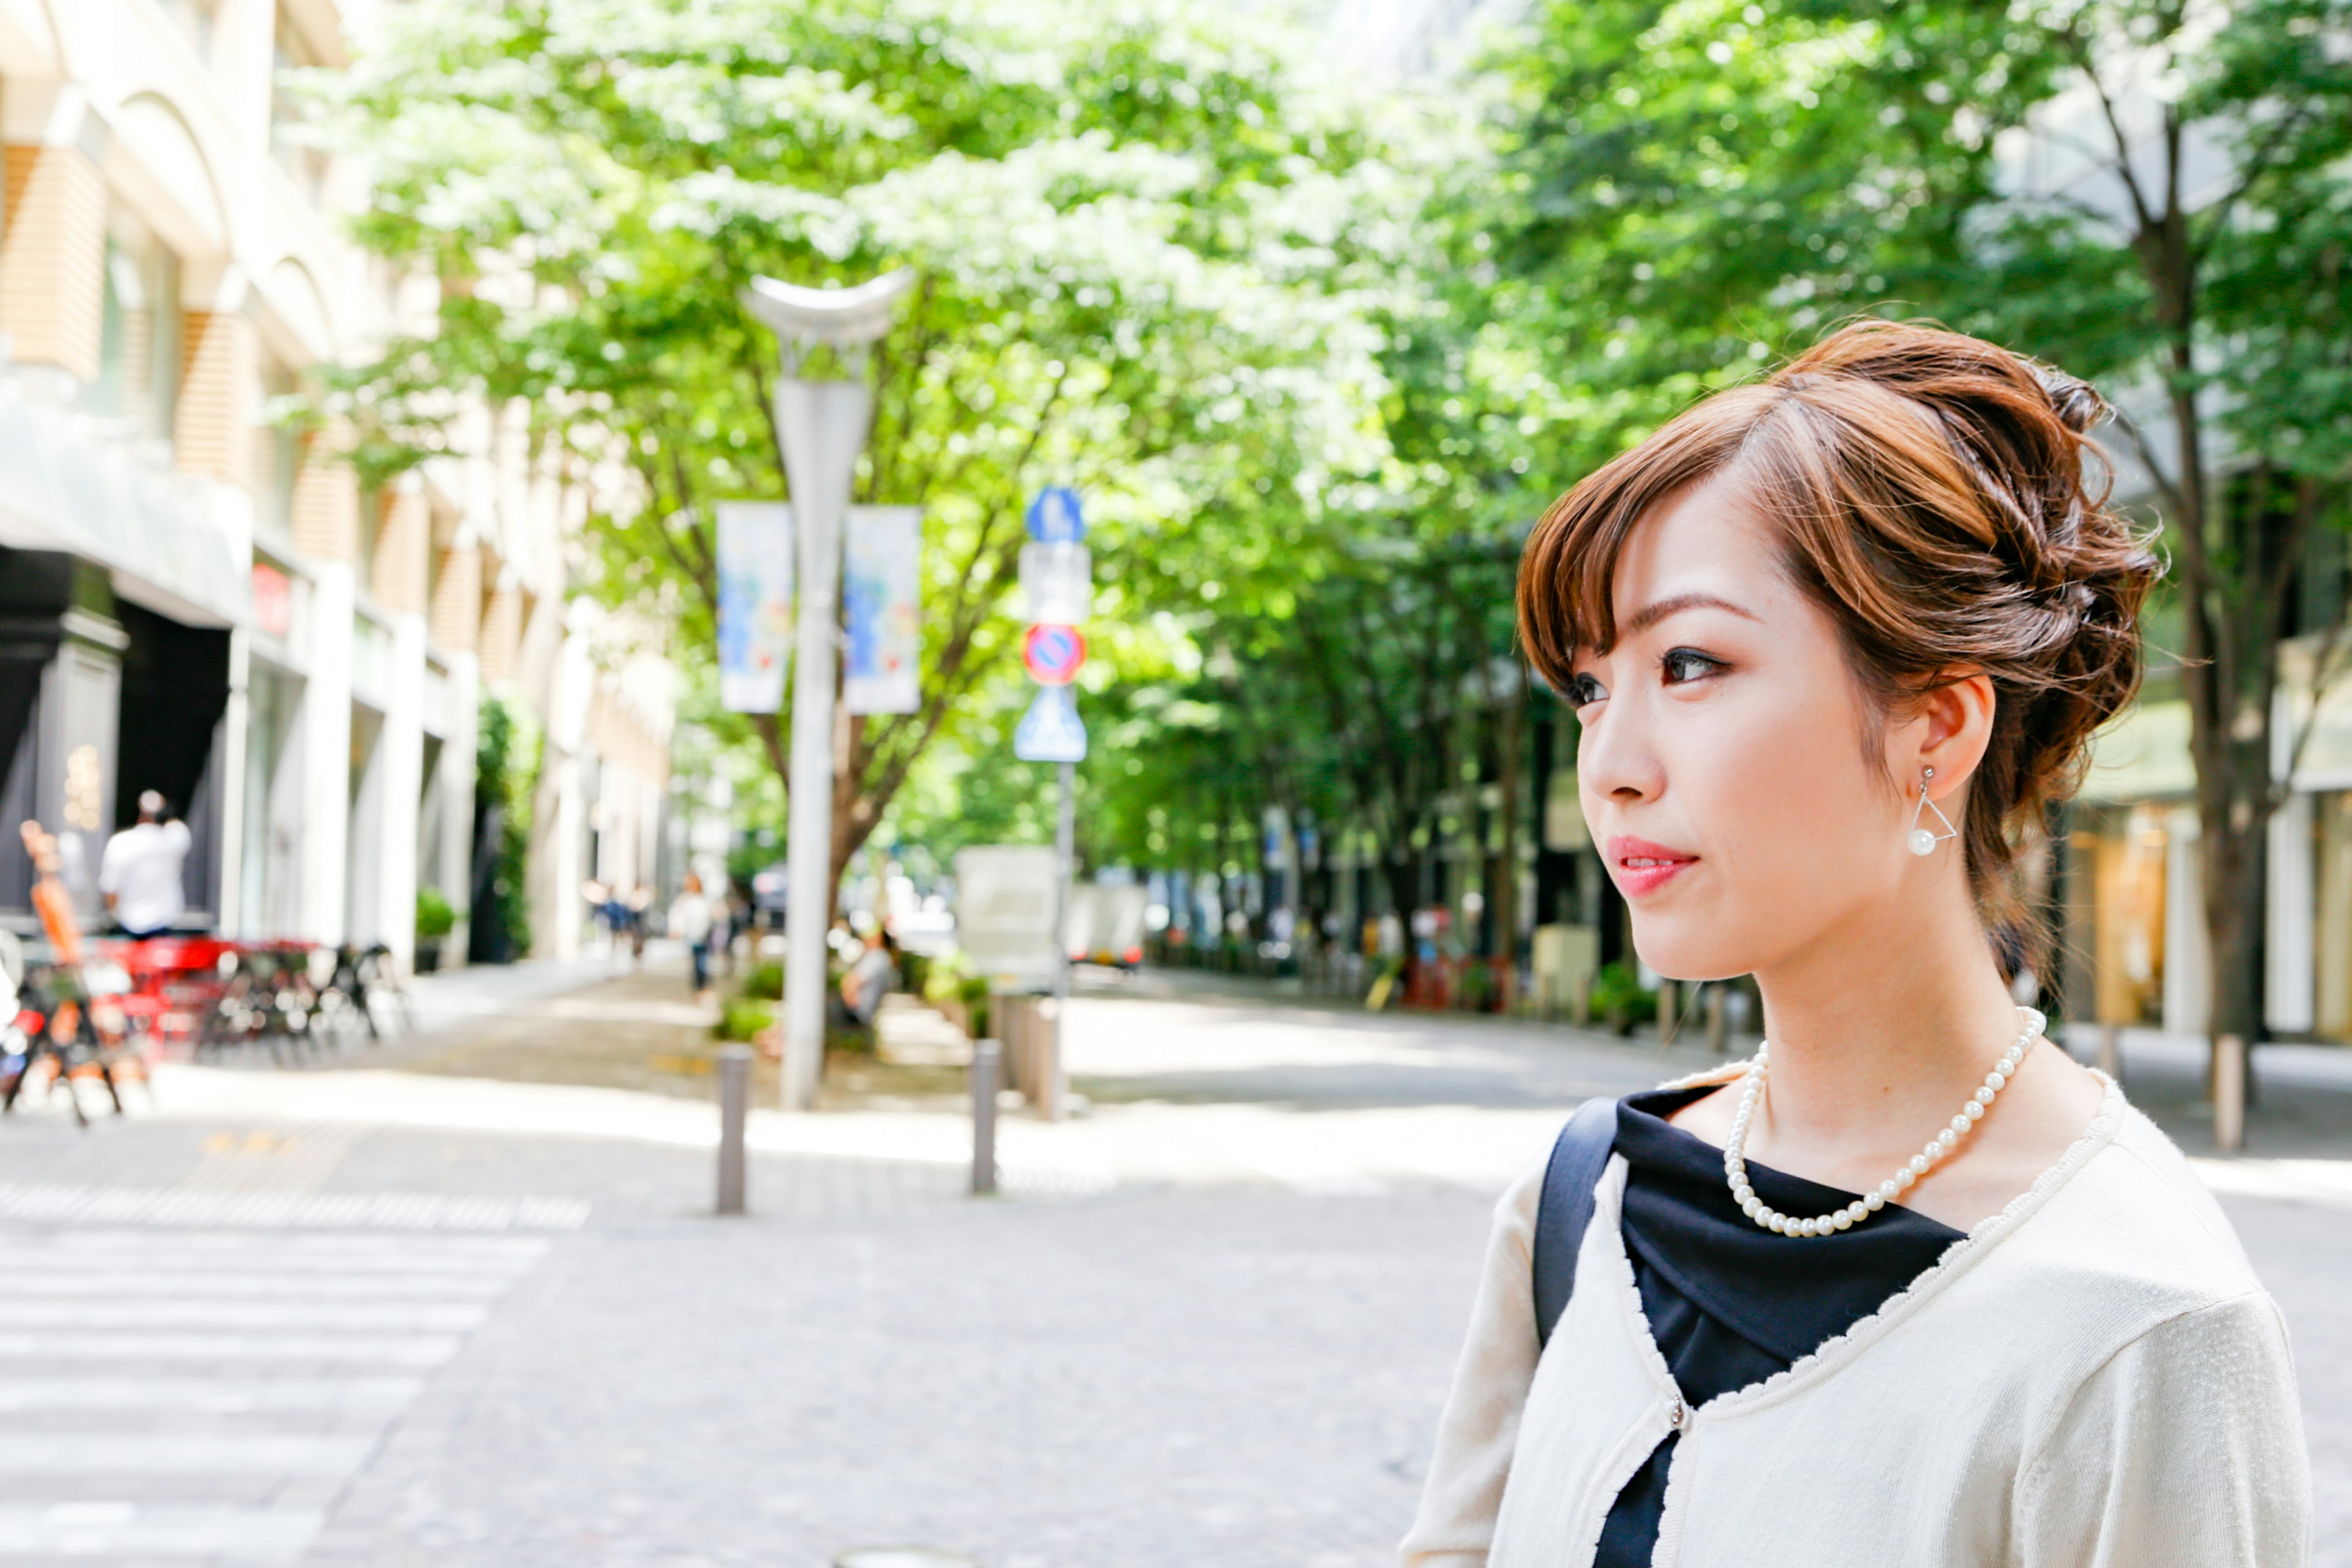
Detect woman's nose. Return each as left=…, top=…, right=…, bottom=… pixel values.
left=1578, top=701, right=1664, bottom=805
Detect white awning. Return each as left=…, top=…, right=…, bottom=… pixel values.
left=0, top=372, right=250, bottom=628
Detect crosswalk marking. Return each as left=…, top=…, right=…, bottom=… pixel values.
left=0, top=1299, right=491, bottom=1330
left=0, top=1223, right=555, bottom=1560
left=0, top=1376, right=423, bottom=1413
left=0, top=1505, right=320, bottom=1561
left=0, top=1330, right=465, bottom=1365
left=2, top=1270, right=519, bottom=1297
left=2, top=1436, right=375, bottom=1476
left=0, top=1183, right=589, bottom=1232
left=0, top=1231, right=553, bottom=1259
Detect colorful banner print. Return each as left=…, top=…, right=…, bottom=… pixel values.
left=844, top=507, right=922, bottom=715
left=716, top=502, right=793, bottom=713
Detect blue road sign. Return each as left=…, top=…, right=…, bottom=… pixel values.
left=1025, top=486, right=1085, bottom=545
left=1014, top=684, right=1088, bottom=763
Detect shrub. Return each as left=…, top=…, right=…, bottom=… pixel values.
left=415, top=887, right=456, bottom=941
left=468, top=695, right=539, bottom=963
left=1590, top=960, right=1658, bottom=1033
left=899, top=950, right=932, bottom=998
left=715, top=995, right=773, bottom=1042
left=742, top=962, right=784, bottom=1001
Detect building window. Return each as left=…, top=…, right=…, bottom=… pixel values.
left=356, top=490, right=383, bottom=601
left=272, top=5, right=331, bottom=203
left=2081, top=804, right=2171, bottom=1027
left=93, top=208, right=181, bottom=443
left=2316, top=793, right=2352, bottom=1041
left=254, top=355, right=301, bottom=541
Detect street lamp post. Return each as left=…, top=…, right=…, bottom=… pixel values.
left=742, top=270, right=915, bottom=1111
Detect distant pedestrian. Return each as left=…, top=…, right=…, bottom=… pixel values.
left=717, top=891, right=745, bottom=978
left=669, top=874, right=714, bottom=998
left=625, top=885, right=652, bottom=967
left=829, top=929, right=898, bottom=1030
left=99, top=791, right=189, bottom=940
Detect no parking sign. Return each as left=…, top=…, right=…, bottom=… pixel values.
left=1022, top=623, right=1086, bottom=687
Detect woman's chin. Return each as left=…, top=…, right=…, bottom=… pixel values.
left=1628, top=927, right=1757, bottom=984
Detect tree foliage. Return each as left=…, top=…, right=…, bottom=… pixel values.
left=319, top=0, right=1402, bottom=891
left=334, top=0, right=2352, bottom=1049
left=1067, top=0, right=2352, bottom=1042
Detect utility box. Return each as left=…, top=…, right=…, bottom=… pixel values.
left=1532, top=922, right=1600, bottom=1020
left=953, top=845, right=1060, bottom=991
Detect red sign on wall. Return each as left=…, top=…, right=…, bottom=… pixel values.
left=252, top=563, right=292, bottom=638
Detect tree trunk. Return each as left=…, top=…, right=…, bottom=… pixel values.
left=1382, top=843, right=1419, bottom=936
left=2198, top=742, right=2272, bottom=1046
left=1492, top=663, right=1527, bottom=970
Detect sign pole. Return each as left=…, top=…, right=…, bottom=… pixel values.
left=1013, top=484, right=1091, bottom=1122
left=1050, top=758, right=1076, bottom=1117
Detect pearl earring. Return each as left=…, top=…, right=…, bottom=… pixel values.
left=1908, top=767, right=1958, bottom=857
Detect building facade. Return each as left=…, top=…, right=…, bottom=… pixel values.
left=0, top=0, right=672, bottom=968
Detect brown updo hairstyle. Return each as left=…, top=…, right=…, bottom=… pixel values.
left=1517, top=320, right=2162, bottom=933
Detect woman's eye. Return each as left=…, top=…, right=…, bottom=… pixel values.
left=1660, top=647, right=1724, bottom=685
left=1567, top=672, right=1609, bottom=707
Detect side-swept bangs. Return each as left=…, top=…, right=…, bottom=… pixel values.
left=1516, top=386, right=1775, bottom=692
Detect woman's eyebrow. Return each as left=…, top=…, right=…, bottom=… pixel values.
left=1622, top=592, right=1760, bottom=637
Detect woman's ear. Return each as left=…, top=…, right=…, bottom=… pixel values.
left=1912, top=671, right=1996, bottom=796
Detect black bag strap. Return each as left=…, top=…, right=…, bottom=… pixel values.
left=1532, top=1096, right=1620, bottom=1350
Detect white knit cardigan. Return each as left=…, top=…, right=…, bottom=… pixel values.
left=1400, top=1077, right=2310, bottom=1567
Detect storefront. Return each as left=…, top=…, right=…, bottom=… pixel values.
left=0, top=368, right=250, bottom=934
left=2062, top=700, right=2208, bottom=1035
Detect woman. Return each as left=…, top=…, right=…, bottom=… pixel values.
left=1401, top=323, right=2308, bottom=1567
left=669, top=873, right=714, bottom=999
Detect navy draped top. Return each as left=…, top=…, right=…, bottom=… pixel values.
left=1594, top=1085, right=1968, bottom=1566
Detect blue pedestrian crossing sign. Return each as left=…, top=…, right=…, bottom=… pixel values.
left=1014, top=684, right=1088, bottom=763
left=1025, top=486, right=1085, bottom=545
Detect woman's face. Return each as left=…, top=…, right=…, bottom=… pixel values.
left=1566, top=476, right=1925, bottom=981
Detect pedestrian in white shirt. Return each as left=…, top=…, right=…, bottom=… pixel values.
left=669, top=873, right=714, bottom=998
left=99, top=791, right=190, bottom=940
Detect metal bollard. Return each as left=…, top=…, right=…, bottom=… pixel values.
left=2096, top=1023, right=2123, bottom=1084
left=970, top=1039, right=1000, bottom=1196
left=2214, top=1032, right=2247, bottom=1154
left=717, top=1042, right=752, bottom=1215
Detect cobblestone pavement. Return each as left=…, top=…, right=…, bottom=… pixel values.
left=0, top=960, right=2345, bottom=1565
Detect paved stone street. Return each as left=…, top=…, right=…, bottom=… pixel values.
left=0, top=957, right=2346, bottom=1565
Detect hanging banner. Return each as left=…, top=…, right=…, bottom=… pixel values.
left=716, top=502, right=793, bottom=713
left=844, top=505, right=922, bottom=714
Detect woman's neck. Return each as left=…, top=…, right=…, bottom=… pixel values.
left=1746, top=886, right=2027, bottom=1152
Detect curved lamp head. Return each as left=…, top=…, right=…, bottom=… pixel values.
left=742, top=270, right=916, bottom=372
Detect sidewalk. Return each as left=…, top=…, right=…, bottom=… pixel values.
left=1, top=961, right=2348, bottom=1565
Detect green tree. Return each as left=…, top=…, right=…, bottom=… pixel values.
left=1936, top=0, right=2352, bottom=1074
left=1490, top=0, right=2352, bottom=1102
left=318, top=0, right=1397, bottom=904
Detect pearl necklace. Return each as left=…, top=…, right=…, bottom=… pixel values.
left=1723, top=1007, right=2046, bottom=1238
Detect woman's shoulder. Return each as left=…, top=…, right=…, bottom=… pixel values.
left=2002, top=1090, right=2271, bottom=1313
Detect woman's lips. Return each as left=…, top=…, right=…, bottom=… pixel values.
left=1607, top=835, right=1698, bottom=897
